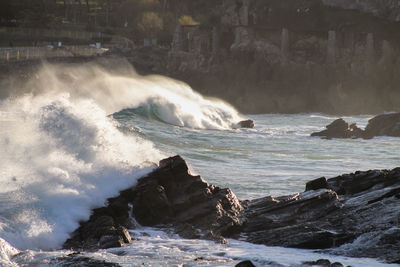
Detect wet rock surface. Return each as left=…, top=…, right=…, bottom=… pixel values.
left=237, top=119, right=255, bottom=128
left=239, top=167, right=400, bottom=263
left=64, top=156, right=400, bottom=263
left=63, top=155, right=244, bottom=250
left=51, top=253, right=121, bottom=267
left=311, top=113, right=400, bottom=139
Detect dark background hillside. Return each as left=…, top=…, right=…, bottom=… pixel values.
left=1, top=0, right=400, bottom=114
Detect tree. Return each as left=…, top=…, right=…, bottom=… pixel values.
left=138, top=11, right=163, bottom=37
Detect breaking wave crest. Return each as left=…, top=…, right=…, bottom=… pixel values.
left=24, top=62, right=244, bottom=130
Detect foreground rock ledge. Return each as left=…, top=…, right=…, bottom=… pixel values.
left=64, top=156, right=400, bottom=263
left=311, top=113, right=400, bottom=139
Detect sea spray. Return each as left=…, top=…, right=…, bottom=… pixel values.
left=0, top=93, right=164, bottom=250
left=23, top=62, right=244, bottom=130
left=0, top=61, right=244, bottom=250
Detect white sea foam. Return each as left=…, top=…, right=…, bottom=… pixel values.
left=0, top=93, right=164, bottom=250
left=0, top=238, right=19, bottom=267
left=0, top=61, right=245, bottom=250
left=27, top=62, right=243, bottom=130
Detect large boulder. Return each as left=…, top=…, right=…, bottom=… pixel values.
left=311, top=113, right=400, bottom=139
left=311, top=118, right=359, bottom=138
left=237, top=119, right=255, bottom=128
left=63, top=155, right=244, bottom=250
left=364, top=113, right=400, bottom=138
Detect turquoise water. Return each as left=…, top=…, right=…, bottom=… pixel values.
left=114, top=111, right=400, bottom=200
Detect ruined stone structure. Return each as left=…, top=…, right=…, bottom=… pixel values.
left=165, top=0, right=400, bottom=114
left=170, top=22, right=385, bottom=75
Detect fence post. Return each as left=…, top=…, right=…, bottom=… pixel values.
left=26, top=49, right=29, bottom=60
left=16, top=50, right=20, bottom=61
left=6, top=52, right=9, bottom=62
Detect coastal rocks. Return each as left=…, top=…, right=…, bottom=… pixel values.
left=64, top=155, right=244, bottom=250
left=240, top=168, right=400, bottom=263
left=311, top=113, right=400, bottom=139
left=303, top=259, right=344, bottom=267
left=130, top=155, right=244, bottom=241
left=240, top=189, right=345, bottom=249
left=364, top=112, right=400, bottom=138
left=63, top=214, right=132, bottom=250
left=237, top=119, right=255, bottom=128
left=64, top=155, right=400, bottom=263
left=235, top=260, right=256, bottom=267
left=50, top=253, right=120, bottom=267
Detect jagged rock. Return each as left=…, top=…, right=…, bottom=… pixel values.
left=63, top=155, right=244, bottom=250
left=240, top=189, right=344, bottom=249
left=303, top=259, right=344, bottom=267
left=63, top=155, right=400, bottom=263
left=311, top=113, right=400, bottom=139
left=51, top=252, right=120, bottom=267
left=305, top=177, right=328, bottom=191
left=311, top=118, right=354, bottom=138
left=237, top=119, right=255, bottom=128
left=235, top=260, right=256, bottom=267
left=238, top=168, right=400, bottom=263
left=130, top=155, right=244, bottom=241
left=364, top=113, right=400, bottom=138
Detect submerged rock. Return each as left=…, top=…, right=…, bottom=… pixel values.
left=64, top=155, right=400, bottom=263
left=302, top=259, right=344, bottom=267
left=237, top=119, right=255, bottom=128
left=235, top=260, right=256, bottom=267
left=311, top=113, right=400, bottom=139
left=51, top=252, right=120, bottom=266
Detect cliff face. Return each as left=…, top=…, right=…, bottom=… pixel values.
left=125, top=0, right=400, bottom=114
left=322, top=0, right=400, bottom=21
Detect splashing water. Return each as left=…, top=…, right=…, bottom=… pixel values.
left=0, top=93, right=163, bottom=250
left=27, top=62, right=244, bottom=130
left=0, top=61, right=246, bottom=250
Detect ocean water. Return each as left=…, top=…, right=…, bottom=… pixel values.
left=0, top=63, right=399, bottom=266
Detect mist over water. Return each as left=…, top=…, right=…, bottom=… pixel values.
left=0, top=61, right=398, bottom=266
left=0, top=61, right=248, bottom=251
left=0, top=93, right=163, bottom=250
left=23, top=61, right=243, bottom=130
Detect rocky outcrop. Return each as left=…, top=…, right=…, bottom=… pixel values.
left=311, top=113, right=400, bottom=139
left=63, top=155, right=244, bottom=250
left=50, top=252, right=120, bottom=267
left=239, top=167, right=400, bottom=263
left=237, top=119, right=255, bottom=128
left=64, top=155, right=400, bottom=263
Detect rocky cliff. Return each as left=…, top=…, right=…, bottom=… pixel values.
left=162, top=0, right=400, bottom=115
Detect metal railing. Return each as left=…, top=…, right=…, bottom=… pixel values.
left=0, top=46, right=108, bottom=62
left=1, top=27, right=113, bottom=41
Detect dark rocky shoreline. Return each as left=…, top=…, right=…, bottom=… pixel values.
left=311, top=113, right=400, bottom=139
left=63, top=155, right=400, bottom=264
